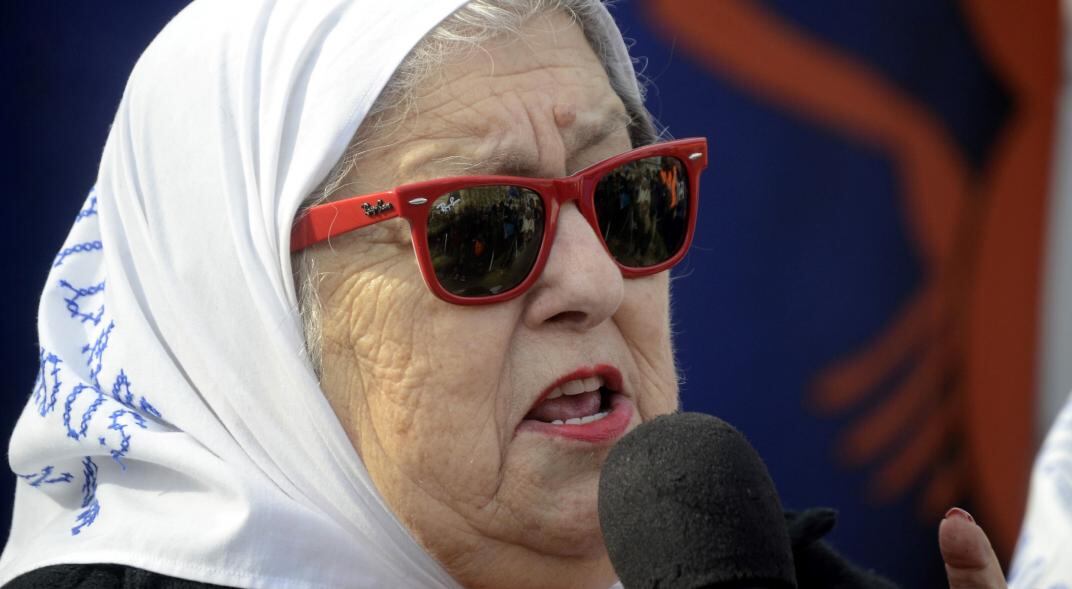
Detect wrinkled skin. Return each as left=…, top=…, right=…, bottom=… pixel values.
left=308, top=12, right=679, bottom=589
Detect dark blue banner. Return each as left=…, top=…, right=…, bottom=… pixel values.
left=2, top=2, right=1059, bottom=587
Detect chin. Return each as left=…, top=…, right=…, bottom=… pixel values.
left=452, top=542, right=617, bottom=589
left=460, top=565, right=617, bottom=589
left=431, top=492, right=617, bottom=589
left=524, top=478, right=607, bottom=557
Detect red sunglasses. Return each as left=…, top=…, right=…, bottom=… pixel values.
left=291, top=137, right=708, bottom=305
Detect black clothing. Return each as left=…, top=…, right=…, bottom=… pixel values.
left=7, top=510, right=898, bottom=589
left=5, top=564, right=228, bottom=589
left=788, top=508, right=900, bottom=589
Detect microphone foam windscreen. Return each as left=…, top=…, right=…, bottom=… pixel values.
left=599, top=412, right=796, bottom=589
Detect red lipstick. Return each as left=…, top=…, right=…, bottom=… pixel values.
left=518, top=365, right=633, bottom=444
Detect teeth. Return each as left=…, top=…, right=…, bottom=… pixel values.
left=550, top=411, right=609, bottom=426
left=541, top=375, right=608, bottom=405
left=561, top=379, right=586, bottom=396
left=559, top=375, right=605, bottom=397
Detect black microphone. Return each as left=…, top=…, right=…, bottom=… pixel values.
left=598, top=412, right=796, bottom=589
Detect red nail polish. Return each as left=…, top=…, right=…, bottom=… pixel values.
left=944, top=507, right=975, bottom=523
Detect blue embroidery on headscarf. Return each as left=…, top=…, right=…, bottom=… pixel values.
left=111, top=370, right=135, bottom=407
left=111, top=370, right=161, bottom=419
left=139, top=396, right=162, bottom=419
left=63, top=384, right=104, bottom=441
left=54, top=321, right=159, bottom=469
left=103, top=409, right=148, bottom=468
left=16, top=465, right=74, bottom=487
left=22, top=189, right=169, bottom=536
left=72, top=457, right=99, bottom=535
left=53, top=240, right=103, bottom=268
left=32, top=349, right=63, bottom=417
left=83, top=320, right=114, bottom=384
left=59, top=280, right=105, bottom=326
left=74, top=193, right=98, bottom=222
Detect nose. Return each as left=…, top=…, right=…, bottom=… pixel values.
left=523, top=203, right=624, bottom=329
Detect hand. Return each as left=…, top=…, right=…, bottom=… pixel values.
left=939, top=507, right=1008, bottom=589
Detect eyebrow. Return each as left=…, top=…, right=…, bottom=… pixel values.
left=569, top=109, right=634, bottom=159
left=427, top=109, right=634, bottom=178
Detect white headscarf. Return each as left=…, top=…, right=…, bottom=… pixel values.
left=0, top=0, right=645, bottom=587
left=1008, top=390, right=1072, bottom=588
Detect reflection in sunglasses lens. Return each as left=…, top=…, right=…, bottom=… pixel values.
left=593, top=156, right=689, bottom=268
left=427, top=185, right=545, bottom=297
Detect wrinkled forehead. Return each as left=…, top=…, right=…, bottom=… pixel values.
left=350, top=12, right=635, bottom=187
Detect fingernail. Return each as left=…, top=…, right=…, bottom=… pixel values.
left=944, top=507, right=975, bottom=523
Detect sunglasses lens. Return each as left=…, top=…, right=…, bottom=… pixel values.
left=427, top=186, right=545, bottom=297
left=593, top=156, right=690, bottom=268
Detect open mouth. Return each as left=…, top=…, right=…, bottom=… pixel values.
left=519, top=366, right=633, bottom=443
left=525, top=379, right=615, bottom=425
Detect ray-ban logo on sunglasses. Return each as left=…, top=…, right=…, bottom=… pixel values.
left=362, top=199, right=394, bottom=217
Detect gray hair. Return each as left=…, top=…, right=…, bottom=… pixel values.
left=295, top=0, right=659, bottom=373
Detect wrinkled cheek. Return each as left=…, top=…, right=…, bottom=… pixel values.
left=372, top=402, right=509, bottom=527
left=644, top=379, right=680, bottom=417
left=622, top=275, right=679, bottom=417
left=317, top=276, right=434, bottom=459
left=633, top=361, right=679, bottom=420
left=373, top=341, right=513, bottom=509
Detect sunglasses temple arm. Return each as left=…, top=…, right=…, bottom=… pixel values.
left=290, top=191, right=400, bottom=252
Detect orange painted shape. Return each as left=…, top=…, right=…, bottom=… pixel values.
left=922, top=464, right=962, bottom=520
left=869, top=400, right=953, bottom=502
left=813, top=287, right=935, bottom=412
left=959, top=0, right=1060, bottom=556
left=646, top=0, right=970, bottom=271
left=647, top=0, right=1061, bottom=559
left=839, top=338, right=949, bottom=466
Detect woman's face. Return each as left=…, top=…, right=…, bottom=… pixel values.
left=311, top=12, right=678, bottom=589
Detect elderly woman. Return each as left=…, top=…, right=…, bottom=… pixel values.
left=0, top=0, right=696, bottom=587
left=0, top=0, right=1018, bottom=587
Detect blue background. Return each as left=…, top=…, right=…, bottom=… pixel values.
left=2, top=2, right=1016, bottom=586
